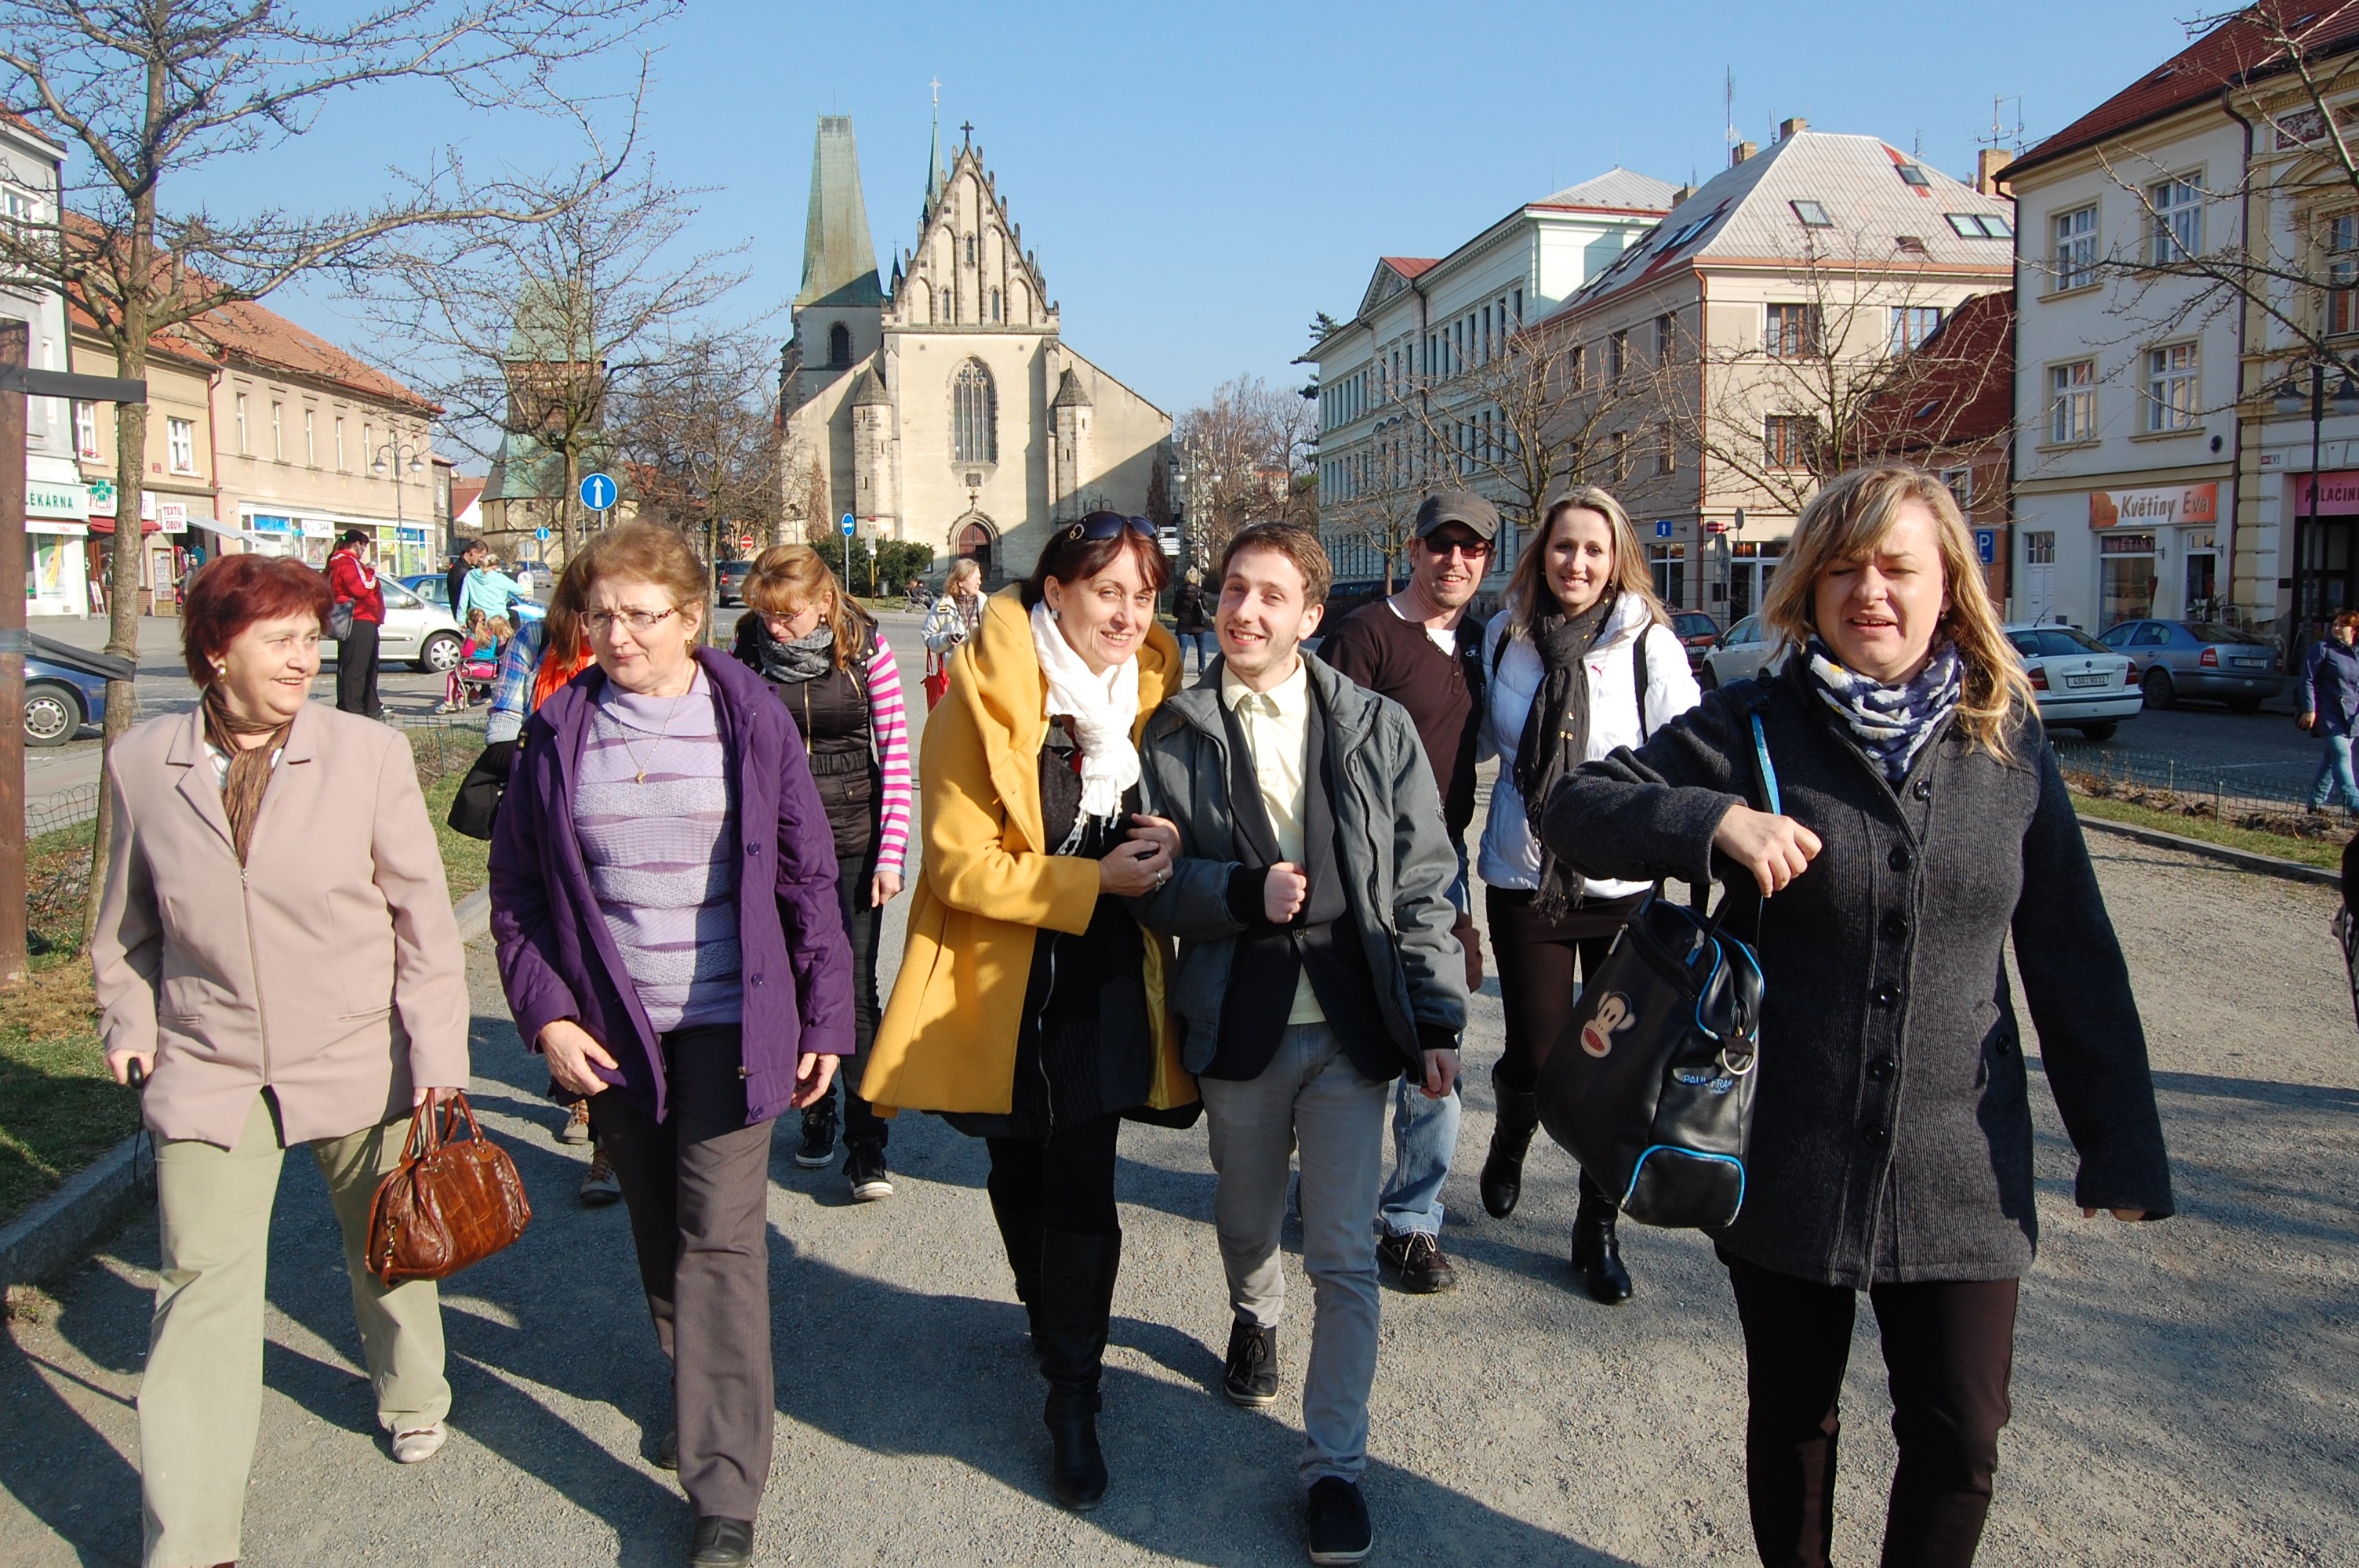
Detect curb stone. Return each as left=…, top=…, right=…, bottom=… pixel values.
left=0, top=1131, right=139, bottom=1302
left=454, top=884, right=490, bottom=943
left=2077, top=811, right=2341, bottom=887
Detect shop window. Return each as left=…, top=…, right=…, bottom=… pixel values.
left=2099, top=532, right=2158, bottom=626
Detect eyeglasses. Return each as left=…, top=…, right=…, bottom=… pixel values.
left=583, top=607, right=679, bottom=635
left=1067, top=511, right=1157, bottom=543
left=1419, top=533, right=1493, bottom=560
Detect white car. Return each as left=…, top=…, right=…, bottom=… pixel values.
left=324, top=578, right=467, bottom=673
left=2002, top=622, right=2141, bottom=741
left=1699, top=615, right=1788, bottom=689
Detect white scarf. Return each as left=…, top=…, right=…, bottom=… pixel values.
left=1029, top=599, right=1141, bottom=842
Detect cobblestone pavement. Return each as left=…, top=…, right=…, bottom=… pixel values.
left=4, top=826, right=2355, bottom=1566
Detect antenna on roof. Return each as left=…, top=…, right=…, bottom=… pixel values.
left=1914, top=129, right=1924, bottom=158
left=1725, top=67, right=1736, bottom=147
left=1979, top=94, right=2026, bottom=154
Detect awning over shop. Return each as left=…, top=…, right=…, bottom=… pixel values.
left=87, top=515, right=164, bottom=535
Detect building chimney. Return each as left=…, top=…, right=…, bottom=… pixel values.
left=1730, top=140, right=1758, bottom=167
left=1976, top=147, right=2016, bottom=196
left=1779, top=117, right=1808, bottom=141
left=1673, top=183, right=1698, bottom=204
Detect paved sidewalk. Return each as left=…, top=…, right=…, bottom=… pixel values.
left=4, top=833, right=2356, bottom=1566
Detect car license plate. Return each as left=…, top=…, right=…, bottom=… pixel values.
left=2231, top=657, right=2266, bottom=670
left=2066, top=673, right=2111, bottom=688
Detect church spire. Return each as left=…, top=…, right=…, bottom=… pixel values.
left=923, top=78, right=946, bottom=220
left=796, top=114, right=883, bottom=311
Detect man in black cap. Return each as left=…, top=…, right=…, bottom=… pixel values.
left=1314, top=490, right=1497, bottom=1294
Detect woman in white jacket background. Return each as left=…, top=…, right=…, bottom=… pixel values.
left=1474, top=486, right=1701, bottom=1304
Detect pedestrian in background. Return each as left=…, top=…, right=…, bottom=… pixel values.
left=92, top=554, right=470, bottom=1568
left=731, top=543, right=913, bottom=1201
left=864, top=513, right=1194, bottom=1514
left=2299, top=609, right=2359, bottom=815
left=489, top=523, right=852, bottom=1568
left=1545, top=463, right=2173, bottom=1568
left=463, top=554, right=528, bottom=625
left=1171, top=567, right=1212, bottom=672
left=1133, top=523, right=1467, bottom=1567
left=327, top=527, right=386, bottom=718
left=1475, top=486, right=1699, bottom=1305
left=445, top=539, right=483, bottom=616
left=924, top=557, right=987, bottom=655
left=1314, top=491, right=1498, bottom=1296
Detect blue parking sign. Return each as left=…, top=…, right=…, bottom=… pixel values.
left=1973, top=528, right=1997, bottom=564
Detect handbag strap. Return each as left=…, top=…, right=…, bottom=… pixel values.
left=1750, top=711, right=1783, bottom=815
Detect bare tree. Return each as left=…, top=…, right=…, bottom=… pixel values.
left=0, top=0, right=667, bottom=935
left=1174, top=374, right=1309, bottom=556
left=365, top=169, right=747, bottom=561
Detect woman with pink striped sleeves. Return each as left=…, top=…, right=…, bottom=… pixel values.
left=732, top=544, right=913, bottom=1200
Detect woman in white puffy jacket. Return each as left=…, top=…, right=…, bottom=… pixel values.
left=1474, top=486, right=1701, bottom=1304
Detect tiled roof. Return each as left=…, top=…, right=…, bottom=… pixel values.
left=1379, top=256, right=1439, bottom=280
left=1530, top=168, right=1680, bottom=213
left=452, top=479, right=486, bottom=516
left=1854, top=290, right=2016, bottom=453
left=191, top=298, right=437, bottom=414
left=1566, top=132, right=2016, bottom=313
left=2012, top=2, right=2359, bottom=179
left=0, top=107, right=64, bottom=152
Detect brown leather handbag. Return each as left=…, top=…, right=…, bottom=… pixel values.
left=365, top=1092, right=533, bottom=1286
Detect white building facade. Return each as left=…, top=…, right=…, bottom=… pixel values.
left=2, top=110, right=89, bottom=615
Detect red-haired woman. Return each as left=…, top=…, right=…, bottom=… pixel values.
left=92, top=554, right=471, bottom=1568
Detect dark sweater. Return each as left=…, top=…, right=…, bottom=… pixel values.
left=1542, top=662, right=2174, bottom=1287
left=1318, top=599, right=1484, bottom=840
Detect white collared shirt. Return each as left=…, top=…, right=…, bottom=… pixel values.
left=1219, top=656, right=1323, bottom=1024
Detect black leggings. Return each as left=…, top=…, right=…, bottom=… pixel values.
left=827, top=846, right=888, bottom=1149
left=986, top=1110, right=1122, bottom=1236
left=1486, top=886, right=1641, bottom=1094
left=335, top=620, right=381, bottom=719
left=1726, top=1252, right=2019, bottom=1568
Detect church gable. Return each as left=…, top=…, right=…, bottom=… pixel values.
left=885, top=136, right=1053, bottom=332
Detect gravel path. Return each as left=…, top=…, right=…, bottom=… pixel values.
left=4, top=829, right=2354, bottom=1565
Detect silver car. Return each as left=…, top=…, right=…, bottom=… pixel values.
left=324, top=577, right=467, bottom=673
left=1699, top=615, right=1789, bottom=689
left=2096, top=619, right=2286, bottom=712
left=2003, top=623, right=2141, bottom=741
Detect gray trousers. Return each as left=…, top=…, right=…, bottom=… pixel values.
left=591, top=1025, right=776, bottom=1522
left=1200, top=1022, right=1391, bottom=1486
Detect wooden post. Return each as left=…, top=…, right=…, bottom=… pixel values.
left=0, top=321, right=31, bottom=984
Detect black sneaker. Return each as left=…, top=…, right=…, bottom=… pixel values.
left=794, top=1101, right=839, bottom=1169
left=845, top=1145, right=892, bottom=1202
left=1376, top=1230, right=1457, bottom=1293
left=1304, top=1476, right=1372, bottom=1565
left=1222, top=1317, right=1278, bottom=1407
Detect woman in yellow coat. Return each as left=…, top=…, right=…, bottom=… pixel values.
left=865, top=514, right=1194, bottom=1512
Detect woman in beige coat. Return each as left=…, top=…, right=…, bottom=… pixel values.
left=91, top=554, right=470, bottom=1568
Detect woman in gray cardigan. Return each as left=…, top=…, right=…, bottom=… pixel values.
left=1543, top=464, right=2172, bottom=1568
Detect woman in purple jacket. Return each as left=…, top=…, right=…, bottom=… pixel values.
left=489, top=523, right=852, bottom=1568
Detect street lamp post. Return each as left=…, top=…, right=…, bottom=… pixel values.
left=369, top=432, right=430, bottom=575
left=2272, top=365, right=2359, bottom=651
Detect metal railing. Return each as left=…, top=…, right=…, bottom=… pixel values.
left=2050, top=740, right=2330, bottom=832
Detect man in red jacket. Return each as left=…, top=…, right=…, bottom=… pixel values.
left=327, top=528, right=387, bottom=719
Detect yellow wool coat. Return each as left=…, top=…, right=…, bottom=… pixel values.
left=862, top=586, right=1196, bottom=1117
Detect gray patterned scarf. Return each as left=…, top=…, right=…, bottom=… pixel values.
left=1806, top=636, right=1963, bottom=782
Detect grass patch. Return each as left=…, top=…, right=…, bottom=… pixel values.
left=0, top=952, right=130, bottom=1229
left=2071, top=789, right=2348, bottom=870
left=424, top=767, right=490, bottom=900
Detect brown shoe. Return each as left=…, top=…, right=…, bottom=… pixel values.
left=578, top=1145, right=622, bottom=1207
left=1377, top=1230, right=1457, bottom=1293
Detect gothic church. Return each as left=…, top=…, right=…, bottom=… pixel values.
left=780, top=114, right=1171, bottom=582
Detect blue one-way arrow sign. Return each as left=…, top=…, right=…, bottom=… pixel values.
left=580, top=472, right=617, bottom=511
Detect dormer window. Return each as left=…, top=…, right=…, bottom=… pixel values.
left=1896, top=162, right=1932, bottom=190
left=1946, top=212, right=2013, bottom=238
left=1791, top=199, right=1833, bottom=227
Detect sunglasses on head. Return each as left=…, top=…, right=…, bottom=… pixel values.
left=1067, top=511, right=1156, bottom=543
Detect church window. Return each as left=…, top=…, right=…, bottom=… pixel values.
left=992, top=289, right=1002, bottom=322
left=965, top=234, right=977, bottom=266
left=954, top=359, right=997, bottom=463
left=828, top=322, right=852, bottom=368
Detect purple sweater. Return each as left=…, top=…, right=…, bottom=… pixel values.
left=489, top=648, right=852, bottom=1125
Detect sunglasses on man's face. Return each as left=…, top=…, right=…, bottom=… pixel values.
left=1067, top=511, right=1157, bottom=543
left=1420, top=532, right=1492, bottom=559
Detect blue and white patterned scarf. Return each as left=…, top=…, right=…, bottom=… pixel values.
left=1806, top=636, right=1963, bottom=782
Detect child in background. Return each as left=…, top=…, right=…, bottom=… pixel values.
left=438, top=610, right=486, bottom=712
left=458, top=614, right=507, bottom=708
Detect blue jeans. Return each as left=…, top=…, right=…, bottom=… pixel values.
left=2314, top=734, right=2359, bottom=811
left=1178, top=629, right=1211, bottom=671
left=1376, top=840, right=1470, bottom=1238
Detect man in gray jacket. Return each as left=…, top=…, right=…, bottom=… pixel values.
left=1133, top=522, right=1467, bottom=1567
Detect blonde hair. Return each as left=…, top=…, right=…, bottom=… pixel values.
left=1762, top=463, right=2034, bottom=762
left=743, top=543, right=871, bottom=671
left=1504, top=485, right=1668, bottom=640
left=945, top=557, right=983, bottom=595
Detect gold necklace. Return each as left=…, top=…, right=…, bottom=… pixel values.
left=616, top=668, right=698, bottom=785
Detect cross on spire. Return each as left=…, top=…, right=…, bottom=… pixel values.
left=960, top=120, right=974, bottom=145
left=929, top=77, right=940, bottom=105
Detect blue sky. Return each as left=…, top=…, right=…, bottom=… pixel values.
left=164, top=0, right=2204, bottom=437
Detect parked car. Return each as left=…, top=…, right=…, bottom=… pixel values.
left=1668, top=611, right=1721, bottom=673
left=2002, top=623, right=2141, bottom=740
left=1698, top=615, right=1787, bottom=689
left=24, top=635, right=130, bottom=747
left=2097, top=619, right=2286, bottom=711
left=716, top=559, right=754, bottom=606
left=327, top=576, right=466, bottom=673
left=399, top=572, right=543, bottom=626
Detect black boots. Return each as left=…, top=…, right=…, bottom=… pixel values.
left=1572, top=1172, right=1634, bottom=1304
left=987, top=1185, right=1046, bottom=1346
left=1035, top=1229, right=1121, bottom=1511
left=1481, top=1066, right=1543, bottom=1219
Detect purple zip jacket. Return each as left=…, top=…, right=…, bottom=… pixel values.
left=489, top=646, right=852, bottom=1124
